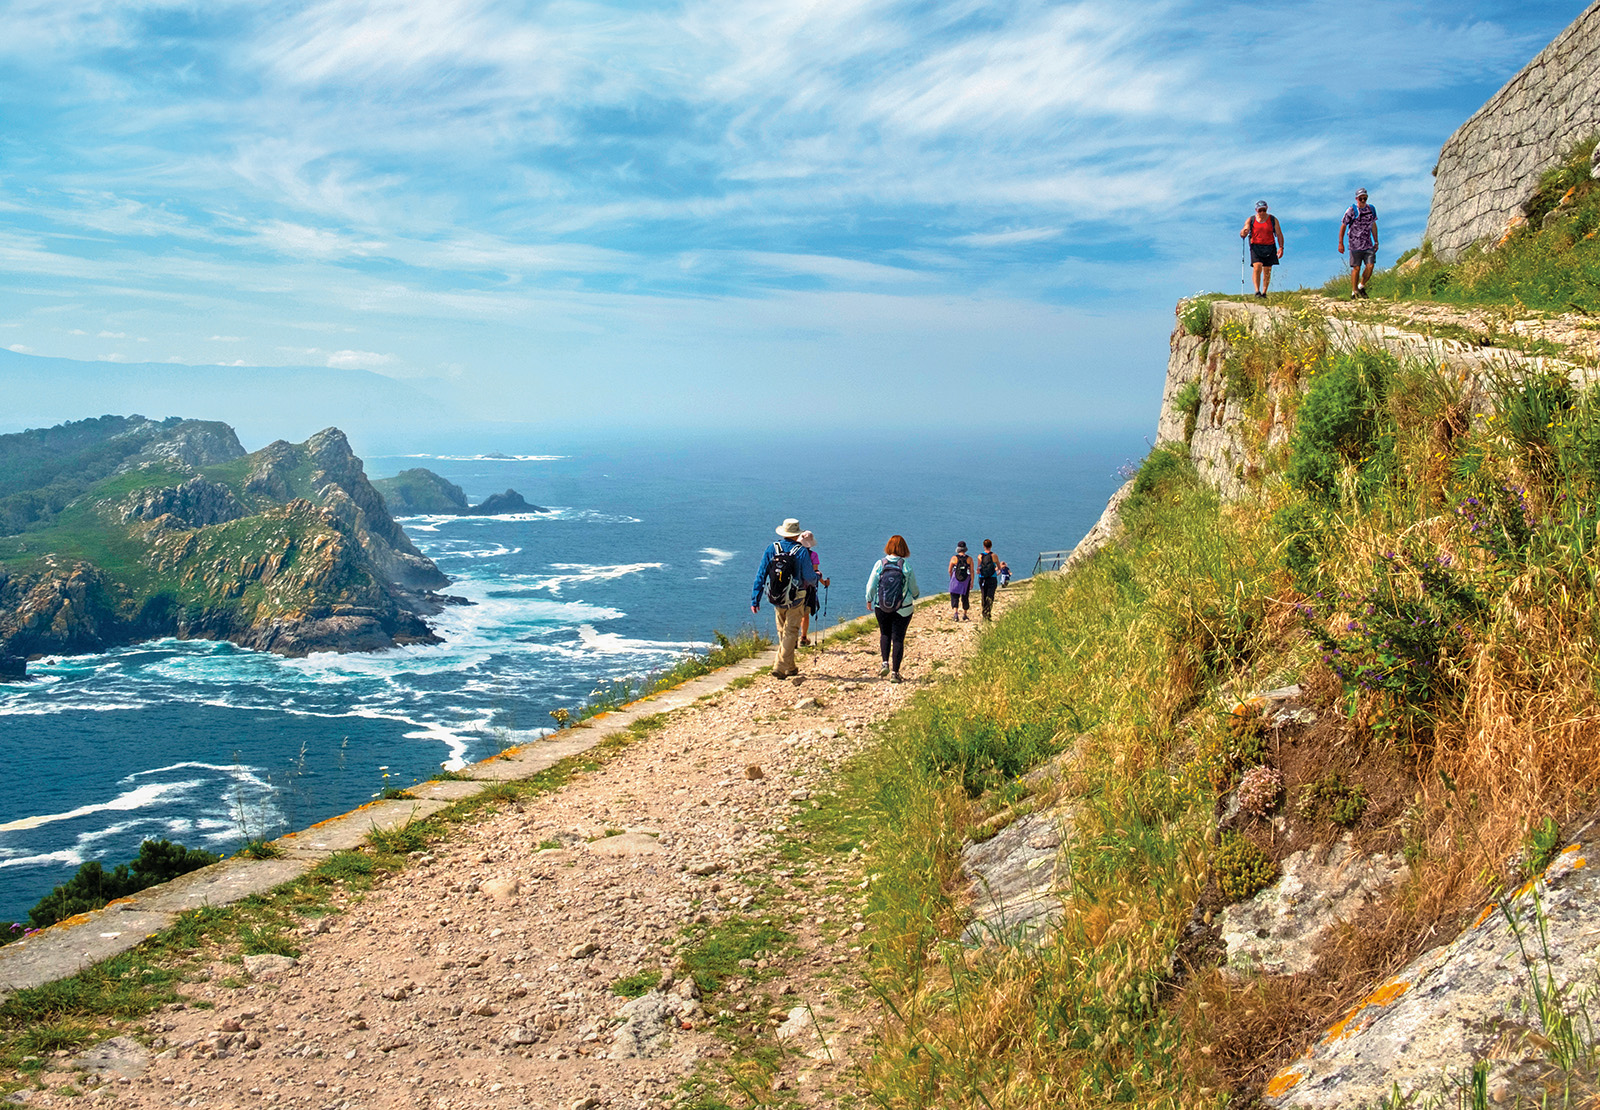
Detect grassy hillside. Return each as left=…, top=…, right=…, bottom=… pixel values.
left=836, top=227, right=1600, bottom=1106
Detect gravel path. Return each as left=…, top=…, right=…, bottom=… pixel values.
left=47, top=592, right=1022, bottom=1110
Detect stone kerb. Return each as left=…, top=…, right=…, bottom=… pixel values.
left=1424, top=1, right=1600, bottom=259
left=0, top=641, right=784, bottom=1001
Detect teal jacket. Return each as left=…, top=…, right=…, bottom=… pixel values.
left=865, top=556, right=919, bottom=617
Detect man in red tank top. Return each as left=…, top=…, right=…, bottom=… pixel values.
left=1238, top=200, right=1285, bottom=299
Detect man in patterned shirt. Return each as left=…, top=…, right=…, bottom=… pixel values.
left=1338, top=188, right=1379, bottom=298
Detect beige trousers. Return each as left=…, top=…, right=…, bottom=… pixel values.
left=773, top=603, right=805, bottom=676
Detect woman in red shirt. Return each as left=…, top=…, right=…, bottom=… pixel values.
left=1239, top=201, right=1285, bottom=299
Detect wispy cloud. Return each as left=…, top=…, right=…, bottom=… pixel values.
left=0, top=0, right=1583, bottom=427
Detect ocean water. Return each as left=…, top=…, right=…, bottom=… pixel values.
left=0, top=430, right=1140, bottom=921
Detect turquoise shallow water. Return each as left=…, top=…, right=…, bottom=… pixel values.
left=0, top=429, right=1138, bottom=921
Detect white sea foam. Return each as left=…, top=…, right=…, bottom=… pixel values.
left=575, top=625, right=708, bottom=657
left=699, top=547, right=735, bottom=566
left=0, top=849, right=84, bottom=871
left=534, top=562, right=664, bottom=597
left=437, top=543, right=521, bottom=559
left=398, top=453, right=565, bottom=462
left=0, top=781, right=200, bottom=833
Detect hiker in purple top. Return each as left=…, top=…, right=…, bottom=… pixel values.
left=948, top=541, right=974, bottom=621
left=1339, top=188, right=1379, bottom=299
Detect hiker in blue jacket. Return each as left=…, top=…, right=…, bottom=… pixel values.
left=865, top=534, right=920, bottom=684
left=751, top=517, right=820, bottom=679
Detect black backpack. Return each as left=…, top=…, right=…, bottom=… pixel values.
left=766, top=542, right=805, bottom=607
left=953, top=554, right=971, bottom=583
left=978, top=552, right=997, bottom=581
left=876, top=559, right=905, bottom=611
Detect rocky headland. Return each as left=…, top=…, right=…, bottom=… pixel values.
left=0, top=417, right=454, bottom=668
left=372, top=468, right=548, bottom=517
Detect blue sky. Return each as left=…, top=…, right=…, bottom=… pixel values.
left=0, top=0, right=1586, bottom=434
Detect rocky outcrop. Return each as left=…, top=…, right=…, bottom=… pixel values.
left=1424, top=2, right=1600, bottom=259
left=1222, top=837, right=1409, bottom=979
left=120, top=478, right=246, bottom=529
left=121, top=419, right=245, bottom=471
left=1265, top=819, right=1600, bottom=1109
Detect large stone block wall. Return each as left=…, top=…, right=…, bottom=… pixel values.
left=1424, top=1, right=1600, bottom=260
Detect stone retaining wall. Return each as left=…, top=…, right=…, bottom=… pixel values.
left=1424, top=1, right=1600, bottom=260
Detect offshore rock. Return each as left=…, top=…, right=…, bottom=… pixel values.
left=460, top=489, right=548, bottom=516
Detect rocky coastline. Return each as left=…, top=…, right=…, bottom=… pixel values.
left=0, top=419, right=459, bottom=673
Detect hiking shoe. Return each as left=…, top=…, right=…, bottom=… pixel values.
left=889, top=672, right=902, bottom=684
left=879, top=662, right=890, bottom=677
left=1358, top=285, right=1368, bottom=298
left=800, top=636, right=810, bottom=646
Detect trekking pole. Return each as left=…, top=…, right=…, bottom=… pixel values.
left=1241, top=234, right=1247, bottom=299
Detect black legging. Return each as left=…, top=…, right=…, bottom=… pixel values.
left=875, top=608, right=912, bottom=673
left=980, top=579, right=997, bottom=618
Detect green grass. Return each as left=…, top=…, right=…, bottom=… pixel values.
left=678, top=916, right=793, bottom=994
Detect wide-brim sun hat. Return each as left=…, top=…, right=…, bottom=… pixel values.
left=776, top=518, right=802, bottom=538
left=799, top=530, right=816, bottom=548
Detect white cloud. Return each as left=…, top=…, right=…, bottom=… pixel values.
left=98, top=330, right=126, bottom=338
left=326, top=349, right=395, bottom=370
left=956, top=227, right=1062, bottom=247
left=7, top=343, right=35, bottom=353
left=209, top=335, right=244, bottom=341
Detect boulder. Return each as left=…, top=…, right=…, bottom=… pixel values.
left=1221, top=836, right=1408, bottom=978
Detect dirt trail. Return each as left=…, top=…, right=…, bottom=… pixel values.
left=50, top=591, right=1022, bottom=1110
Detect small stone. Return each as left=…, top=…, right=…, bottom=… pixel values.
left=686, top=860, right=724, bottom=877
left=793, top=697, right=821, bottom=711
left=571, top=1098, right=600, bottom=1110
left=242, top=954, right=298, bottom=978
left=219, top=1019, right=242, bottom=1033
left=744, top=765, right=764, bottom=780
left=480, top=877, right=520, bottom=901
left=569, top=941, right=600, bottom=959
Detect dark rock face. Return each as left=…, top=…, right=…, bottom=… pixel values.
left=462, top=489, right=548, bottom=516
left=0, top=653, right=25, bottom=681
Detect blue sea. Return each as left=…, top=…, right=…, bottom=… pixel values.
left=0, top=430, right=1139, bottom=921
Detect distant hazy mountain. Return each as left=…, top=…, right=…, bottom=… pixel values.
left=0, top=348, right=471, bottom=455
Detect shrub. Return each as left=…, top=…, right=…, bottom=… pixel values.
left=1173, top=380, right=1202, bottom=441
left=1285, top=349, right=1397, bottom=506
left=1213, top=833, right=1277, bottom=902
left=1130, top=444, right=1199, bottom=503
left=1179, top=298, right=1214, bottom=337
left=28, top=839, right=220, bottom=929
left=1297, top=774, right=1368, bottom=827
left=1235, top=765, right=1282, bottom=818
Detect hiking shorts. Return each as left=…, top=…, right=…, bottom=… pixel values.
left=1349, top=248, right=1376, bottom=270
left=1250, top=243, right=1278, bottom=267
